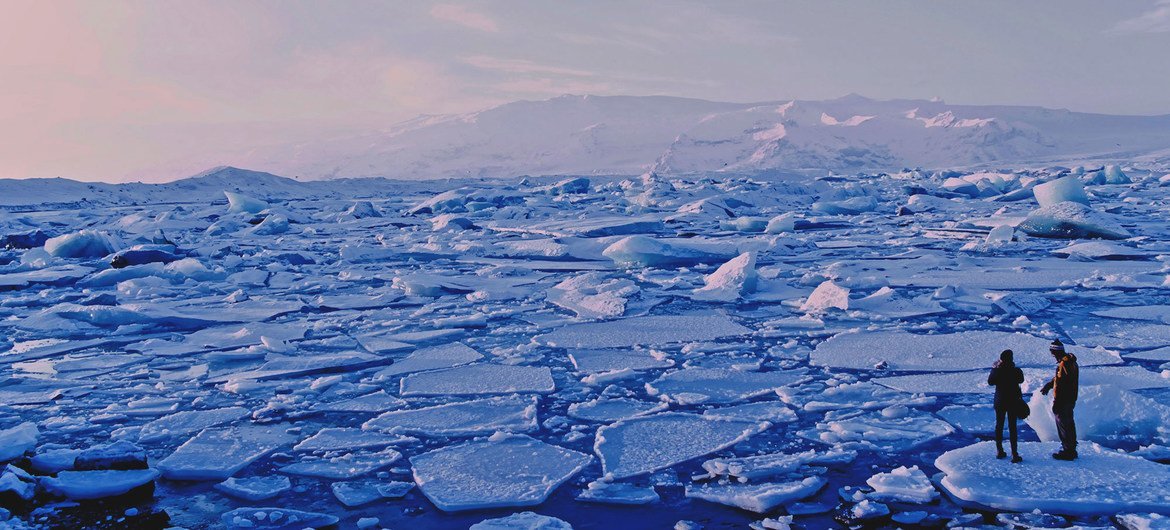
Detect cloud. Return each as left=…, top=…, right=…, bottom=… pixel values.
left=1113, top=0, right=1170, bottom=33
left=429, top=4, right=499, bottom=32
left=463, top=55, right=596, bottom=77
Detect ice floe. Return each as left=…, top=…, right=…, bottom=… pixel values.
left=411, top=434, right=591, bottom=511
left=595, top=412, right=769, bottom=479
left=937, top=441, right=1170, bottom=515
left=364, top=395, right=538, bottom=436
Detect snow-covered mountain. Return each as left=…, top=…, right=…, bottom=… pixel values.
left=232, top=94, right=1170, bottom=180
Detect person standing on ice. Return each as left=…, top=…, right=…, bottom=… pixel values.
left=1040, top=339, right=1079, bottom=461
left=987, top=349, right=1024, bottom=463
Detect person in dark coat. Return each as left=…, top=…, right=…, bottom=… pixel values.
left=1041, top=338, right=1079, bottom=460
left=988, top=349, right=1025, bottom=463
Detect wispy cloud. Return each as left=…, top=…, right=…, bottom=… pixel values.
left=463, top=56, right=596, bottom=77
left=1113, top=0, right=1170, bottom=33
left=429, top=4, right=499, bottom=33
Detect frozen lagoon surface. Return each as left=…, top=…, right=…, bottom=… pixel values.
left=1, top=166, right=1170, bottom=528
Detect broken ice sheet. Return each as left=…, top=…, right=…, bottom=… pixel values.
left=293, top=427, right=412, bottom=452
left=647, top=367, right=806, bottom=405
left=214, top=475, right=292, bottom=501
left=363, top=395, right=538, bottom=436
left=800, top=409, right=954, bottom=452
left=411, top=434, right=592, bottom=512
left=399, top=363, right=554, bottom=396
left=369, top=342, right=483, bottom=379
left=567, top=348, right=674, bottom=373
left=594, top=412, right=769, bottom=479
left=310, top=390, right=407, bottom=413
left=131, top=406, right=249, bottom=443
left=567, top=397, right=667, bottom=423
left=157, top=425, right=294, bottom=480
left=686, top=477, right=827, bottom=513
left=811, top=330, right=1119, bottom=372
left=279, top=447, right=402, bottom=480
left=537, top=313, right=751, bottom=348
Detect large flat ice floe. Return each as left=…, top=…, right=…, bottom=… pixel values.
left=363, top=395, right=538, bottom=436
left=594, top=412, right=769, bottom=479
left=936, top=441, right=1170, bottom=515
left=410, top=434, right=592, bottom=511
left=399, top=364, right=555, bottom=396
left=537, top=314, right=750, bottom=348
left=812, top=330, right=1119, bottom=372
left=646, top=367, right=805, bottom=404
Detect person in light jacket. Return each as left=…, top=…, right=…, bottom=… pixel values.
left=1041, top=338, right=1079, bottom=461
left=988, top=349, right=1025, bottom=463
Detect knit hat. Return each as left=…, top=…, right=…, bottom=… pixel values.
left=1050, top=339, right=1065, bottom=354
left=1000, top=349, right=1014, bottom=363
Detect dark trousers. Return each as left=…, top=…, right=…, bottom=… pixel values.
left=994, top=405, right=1019, bottom=456
left=1053, top=403, right=1077, bottom=453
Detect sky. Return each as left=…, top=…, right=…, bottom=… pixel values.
left=2, top=0, right=1169, bottom=182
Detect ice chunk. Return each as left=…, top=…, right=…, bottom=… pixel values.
left=247, top=214, right=290, bottom=235
left=802, top=409, right=953, bottom=452
left=576, top=480, right=660, bottom=505
left=470, top=511, right=574, bottom=530
left=311, top=391, right=407, bottom=413
left=811, top=196, right=877, bottom=215
left=719, top=217, right=768, bottom=233
left=294, top=428, right=411, bottom=452
left=0, top=422, right=38, bottom=463
left=702, top=402, right=797, bottom=423
left=1104, top=164, right=1131, bottom=184
left=541, top=176, right=590, bottom=195
left=764, top=213, right=797, bottom=234
left=693, top=252, right=757, bottom=302
left=567, top=397, right=666, bottom=422
left=279, top=448, right=402, bottom=480
left=432, top=214, right=477, bottom=231
left=74, top=440, right=147, bottom=470
left=42, top=469, right=159, bottom=500
left=936, top=404, right=996, bottom=434
left=568, top=349, right=674, bottom=373
left=936, top=441, right=1170, bottom=515
left=777, top=381, right=933, bottom=413
left=647, top=368, right=805, bottom=405
left=400, top=364, right=555, bottom=396
left=1018, top=201, right=1131, bottom=240
left=44, top=229, right=118, bottom=258
left=701, top=448, right=855, bottom=482
left=331, top=481, right=392, bottom=507
left=594, top=412, right=768, bottom=479
left=538, top=314, right=750, bottom=348
left=686, top=477, right=826, bottom=513
left=547, top=273, right=639, bottom=320
left=1027, top=385, right=1170, bottom=446
left=221, top=507, right=339, bottom=530
left=985, top=224, right=1015, bottom=244
left=224, top=191, right=267, bottom=213
left=603, top=236, right=732, bottom=268
left=364, top=395, right=537, bottom=436
left=214, top=475, right=291, bottom=501
left=411, top=434, right=591, bottom=512
left=157, top=426, right=293, bottom=480
left=371, top=342, right=483, bottom=379
left=800, top=280, right=849, bottom=313
left=865, top=465, right=937, bottom=503
left=1033, top=176, right=1090, bottom=208
left=134, top=406, right=250, bottom=443
left=812, top=330, right=1118, bottom=372
left=1054, top=241, right=1147, bottom=260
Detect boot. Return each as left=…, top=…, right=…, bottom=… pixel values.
left=1011, top=454, right=1023, bottom=463
left=1052, top=451, right=1076, bottom=461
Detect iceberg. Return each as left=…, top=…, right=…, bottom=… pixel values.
left=603, top=236, right=733, bottom=268
left=693, top=252, right=757, bottom=302
left=1017, top=201, right=1132, bottom=240
left=44, top=230, right=118, bottom=258
left=1032, top=176, right=1090, bottom=208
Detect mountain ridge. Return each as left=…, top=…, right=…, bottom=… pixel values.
left=227, top=93, right=1170, bottom=181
